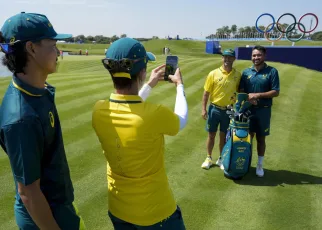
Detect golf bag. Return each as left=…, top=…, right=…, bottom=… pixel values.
left=221, top=93, right=253, bottom=180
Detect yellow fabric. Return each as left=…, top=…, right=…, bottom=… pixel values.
left=204, top=66, right=241, bottom=107
left=113, top=72, right=131, bottom=79
left=92, top=93, right=180, bottom=226
left=12, top=80, right=42, bottom=97
left=72, top=202, right=86, bottom=230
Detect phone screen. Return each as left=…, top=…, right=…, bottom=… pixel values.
left=164, top=56, right=178, bottom=81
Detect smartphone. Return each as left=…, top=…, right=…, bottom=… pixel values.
left=164, top=55, right=178, bottom=81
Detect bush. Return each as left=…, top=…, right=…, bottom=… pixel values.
left=311, top=31, right=322, bottom=41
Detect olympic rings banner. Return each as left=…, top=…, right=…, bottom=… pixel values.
left=255, top=13, right=319, bottom=42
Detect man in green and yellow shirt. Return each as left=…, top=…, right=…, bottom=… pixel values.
left=0, top=12, right=85, bottom=230
left=201, top=49, right=242, bottom=170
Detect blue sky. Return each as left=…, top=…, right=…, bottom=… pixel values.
left=0, top=0, right=321, bottom=39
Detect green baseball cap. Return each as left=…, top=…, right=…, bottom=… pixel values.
left=104, top=37, right=156, bottom=78
left=0, top=12, right=72, bottom=53
left=222, top=48, right=236, bottom=57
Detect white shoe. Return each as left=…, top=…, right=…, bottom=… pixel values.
left=201, top=156, right=213, bottom=170
left=216, top=158, right=223, bottom=168
left=256, top=164, right=264, bottom=177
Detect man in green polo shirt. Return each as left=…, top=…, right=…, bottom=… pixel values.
left=0, top=12, right=85, bottom=229
left=239, top=45, right=280, bottom=177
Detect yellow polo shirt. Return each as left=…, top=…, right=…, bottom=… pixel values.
left=204, top=66, right=241, bottom=107
left=92, top=93, right=180, bottom=226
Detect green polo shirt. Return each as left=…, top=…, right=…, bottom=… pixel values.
left=239, top=63, right=280, bottom=107
left=0, top=76, right=74, bottom=207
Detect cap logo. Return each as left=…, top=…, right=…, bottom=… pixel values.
left=10, top=37, right=15, bottom=44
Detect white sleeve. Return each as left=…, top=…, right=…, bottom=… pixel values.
left=174, top=84, right=188, bottom=131
left=138, top=84, right=152, bottom=101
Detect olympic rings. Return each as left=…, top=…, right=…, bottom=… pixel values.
left=256, top=13, right=275, bottom=33
left=298, top=13, right=319, bottom=33
left=276, top=13, right=296, bottom=33
left=255, top=13, right=319, bottom=42
left=264, top=23, right=284, bottom=42
left=285, top=23, right=306, bottom=42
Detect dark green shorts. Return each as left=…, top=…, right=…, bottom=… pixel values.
left=15, top=202, right=85, bottom=230
left=206, top=104, right=230, bottom=133
left=249, top=107, right=272, bottom=136
left=108, top=206, right=186, bottom=230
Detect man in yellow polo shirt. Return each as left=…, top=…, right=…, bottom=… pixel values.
left=92, top=37, right=188, bottom=229
left=201, top=49, right=241, bottom=170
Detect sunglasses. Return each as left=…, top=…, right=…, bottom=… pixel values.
left=101, top=57, right=147, bottom=72
left=0, top=40, right=23, bottom=54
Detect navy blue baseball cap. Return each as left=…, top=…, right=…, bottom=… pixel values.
left=0, top=12, right=72, bottom=53
left=104, top=37, right=156, bottom=79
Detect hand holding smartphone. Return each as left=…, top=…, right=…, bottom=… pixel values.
left=164, top=55, right=178, bottom=82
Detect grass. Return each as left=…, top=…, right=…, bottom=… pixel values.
left=57, top=39, right=322, bottom=56
left=0, top=42, right=322, bottom=229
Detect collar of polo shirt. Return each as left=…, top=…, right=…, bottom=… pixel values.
left=109, top=93, right=142, bottom=104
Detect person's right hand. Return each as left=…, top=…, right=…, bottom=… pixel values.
left=168, top=68, right=183, bottom=86
left=202, top=109, right=208, bottom=120
left=147, top=64, right=166, bottom=88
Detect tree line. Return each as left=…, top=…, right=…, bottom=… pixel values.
left=63, top=34, right=160, bottom=44
left=205, top=24, right=320, bottom=39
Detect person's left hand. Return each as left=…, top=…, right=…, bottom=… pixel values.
left=248, top=93, right=260, bottom=105
left=147, top=64, right=166, bottom=88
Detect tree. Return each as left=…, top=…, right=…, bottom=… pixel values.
left=311, top=31, right=322, bottom=40
left=120, top=34, right=127, bottom=38
left=216, top=28, right=224, bottom=34
left=111, top=35, right=119, bottom=42
left=86, top=36, right=94, bottom=42
left=231, top=25, right=237, bottom=35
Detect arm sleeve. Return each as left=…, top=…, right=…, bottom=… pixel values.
left=174, top=84, right=188, bottom=131
left=270, top=69, right=280, bottom=91
left=204, top=71, right=214, bottom=93
left=2, top=118, right=44, bottom=186
left=235, top=71, right=242, bottom=91
left=138, top=84, right=152, bottom=101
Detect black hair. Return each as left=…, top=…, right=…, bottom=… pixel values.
left=111, top=74, right=139, bottom=90
left=0, top=32, right=29, bottom=74
left=252, top=45, right=266, bottom=55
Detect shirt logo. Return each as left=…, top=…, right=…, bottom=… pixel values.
left=247, top=75, right=252, bottom=79
left=49, top=111, right=55, bottom=128
left=262, top=74, right=267, bottom=79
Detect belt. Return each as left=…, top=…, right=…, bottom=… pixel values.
left=211, top=103, right=227, bottom=110
left=253, top=105, right=271, bottom=108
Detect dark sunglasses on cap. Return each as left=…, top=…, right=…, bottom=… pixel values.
left=0, top=40, right=23, bottom=54
left=101, top=57, right=147, bottom=72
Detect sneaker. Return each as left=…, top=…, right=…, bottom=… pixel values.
left=201, top=156, right=213, bottom=170
left=256, top=164, right=264, bottom=177
left=215, top=157, right=223, bottom=167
